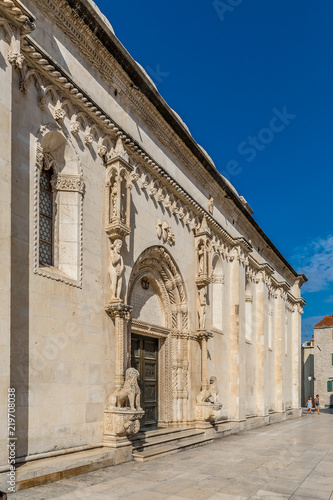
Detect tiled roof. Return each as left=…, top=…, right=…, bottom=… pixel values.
left=314, top=315, right=333, bottom=328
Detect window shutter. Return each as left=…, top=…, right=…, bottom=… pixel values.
left=328, top=380, right=333, bottom=392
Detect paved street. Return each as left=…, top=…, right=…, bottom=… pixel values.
left=10, top=411, right=333, bottom=500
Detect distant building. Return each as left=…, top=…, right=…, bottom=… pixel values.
left=301, top=338, right=314, bottom=406
left=314, top=316, right=333, bottom=408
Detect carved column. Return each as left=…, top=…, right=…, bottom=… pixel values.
left=105, top=302, right=132, bottom=389
left=195, top=217, right=212, bottom=394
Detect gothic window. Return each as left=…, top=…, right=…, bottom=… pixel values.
left=245, top=279, right=253, bottom=342
left=35, top=130, right=83, bottom=285
left=39, top=162, right=54, bottom=267
left=211, top=255, right=223, bottom=331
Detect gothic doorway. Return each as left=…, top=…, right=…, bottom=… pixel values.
left=127, top=246, right=190, bottom=425
left=131, top=334, right=158, bottom=427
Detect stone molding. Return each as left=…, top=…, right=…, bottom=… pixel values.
left=33, top=125, right=84, bottom=287
left=2, top=0, right=303, bottom=287
left=0, top=0, right=35, bottom=31
left=51, top=173, right=84, bottom=193
left=13, top=30, right=303, bottom=303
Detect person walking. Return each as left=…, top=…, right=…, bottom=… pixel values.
left=306, top=396, right=313, bottom=414
left=314, top=394, right=320, bottom=414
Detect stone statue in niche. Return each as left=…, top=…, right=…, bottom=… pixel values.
left=198, top=287, right=207, bottom=329
left=196, top=376, right=219, bottom=404
left=109, top=239, right=124, bottom=300
left=105, top=368, right=142, bottom=411
left=198, top=242, right=205, bottom=275
left=111, top=177, right=118, bottom=219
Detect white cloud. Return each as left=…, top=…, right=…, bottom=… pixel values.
left=291, top=234, right=333, bottom=293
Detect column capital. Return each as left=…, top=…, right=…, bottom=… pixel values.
left=105, top=301, right=132, bottom=321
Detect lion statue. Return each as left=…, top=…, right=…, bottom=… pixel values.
left=105, top=367, right=142, bottom=411
left=196, top=376, right=219, bottom=404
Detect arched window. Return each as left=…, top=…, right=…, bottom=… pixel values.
left=36, top=131, right=84, bottom=285
left=39, top=156, right=54, bottom=267
left=245, top=278, right=253, bottom=342
left=211, top=255, right=223, bottom=331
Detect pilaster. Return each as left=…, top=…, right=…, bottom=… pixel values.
left=291, top=304, right=302, bottom=409
left=255, top=275, right=266, bottom=416
left=229, top=250, right=246, bottom=421
left=274, top=289, right=284, bottom=412
left=0, top=14, right=13, bottom=468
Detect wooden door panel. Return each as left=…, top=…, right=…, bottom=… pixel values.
left=131, top=334, right=158, bottom=427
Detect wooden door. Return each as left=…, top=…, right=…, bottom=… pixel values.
left=131, top=334, right=158, bottom=427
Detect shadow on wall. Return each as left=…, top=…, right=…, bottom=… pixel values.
left=301, top=352, right=314, bottom=407
left=10, top=84, right=30, bottom=462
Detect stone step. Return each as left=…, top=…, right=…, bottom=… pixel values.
left=10, top=447, right=116, bottom=491
left=131, top=428, right=205, bottom=452
left=133, top=433, right=213, bottom=462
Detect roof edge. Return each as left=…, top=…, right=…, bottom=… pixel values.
left=66, top=0, right=304, bottom=280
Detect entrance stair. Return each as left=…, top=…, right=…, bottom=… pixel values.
left=130, top=426, right=213, bottom=462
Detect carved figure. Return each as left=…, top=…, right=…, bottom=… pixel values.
left=109, top=239, right=124, bottom=299
left=196, top=376, right=219, bottom=404
left=198, top=287, right=207, bottom=329
left=105, top=368, right=142, bottom=411
left=198, top=243, right=205, bottom=275
left=111, top=179, right=118, bottom=218
left=208, top=197, right=214, bottom=215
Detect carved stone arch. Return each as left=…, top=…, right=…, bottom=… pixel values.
left=211, top=252, right=224, bottom=332
left=128, top=266, right=170, bottom=328
left=61, top=98, right=74, bottom=119
left=44, top=84, right=58, bottom=107
left=0, top=18, right=13, bottom=43
left=34, top=125, right=84, bottom=285
left=25, top=68, right=43, bottom=91
left=127, top=245, right=190, bottom=424
left=128, top=246, right=189, bottom=328
left=75, top=111, right=89, bottom=131
left=90, top=123, right=102, bottom=143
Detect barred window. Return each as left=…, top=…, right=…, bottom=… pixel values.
left=39, top=165, right=54, bottom=266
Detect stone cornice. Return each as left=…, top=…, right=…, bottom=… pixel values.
left=0, top=0, right=35, bottom=30
left=28, top=0, right=304, bottom=283
left=16, top=21, right=305, bottom=307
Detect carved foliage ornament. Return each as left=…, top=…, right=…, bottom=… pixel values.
left=156, top=219, right=175, bottom=246
left=51, top=174, right=84, bottom=193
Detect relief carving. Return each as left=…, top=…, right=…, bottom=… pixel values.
left=196, top=376, right=223, bottom=424
left=109, top=239, right=124, bottom=301
left=156, top=219, right=175, bottom=246
left=105, top=368, right=142, bottom=411
left=196, top=376, right=219, bottom=404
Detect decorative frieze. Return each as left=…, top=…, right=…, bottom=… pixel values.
left=51, top=174, right=84, bottom=193
left=156, top=219, right=175, bottom=246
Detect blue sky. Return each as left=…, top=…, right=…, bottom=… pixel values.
left=95, top=0, right=333, bottom=341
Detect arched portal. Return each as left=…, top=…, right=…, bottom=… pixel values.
left=127, top=246, right=189, bottom=426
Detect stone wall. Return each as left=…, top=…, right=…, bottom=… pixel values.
left=0, top=0, right=306, bottom=483
left=314, top=328, right=333, bottom=407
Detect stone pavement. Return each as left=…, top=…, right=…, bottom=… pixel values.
left=10, top=410, right=333, bottom=500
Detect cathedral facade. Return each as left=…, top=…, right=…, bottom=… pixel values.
left=0, top=0, right=306, bottom=491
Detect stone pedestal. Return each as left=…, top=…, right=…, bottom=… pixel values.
left=104, top=408, right=144, bottom=441
left=195, top=402, right=223, bottom=427
left=103, top=408, right=144, bottom=462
